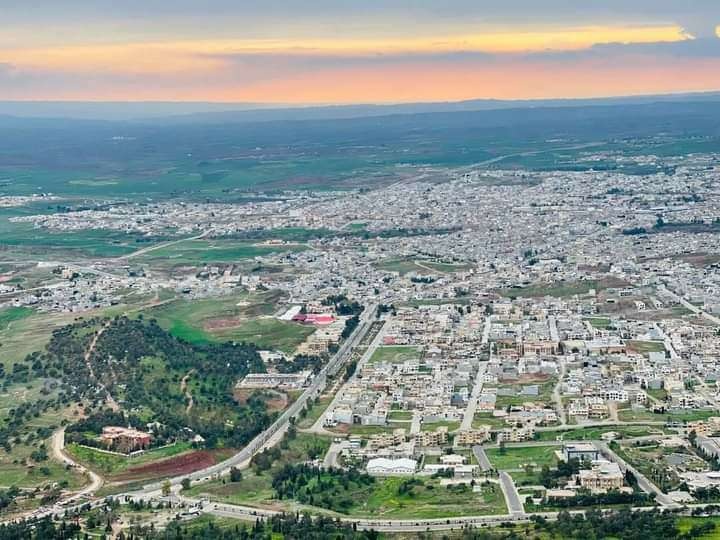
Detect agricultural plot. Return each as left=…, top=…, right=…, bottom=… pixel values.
left=65, top=443, right=223, bottom=483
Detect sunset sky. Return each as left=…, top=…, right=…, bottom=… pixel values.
left=2, top=1, right=720, bottom=103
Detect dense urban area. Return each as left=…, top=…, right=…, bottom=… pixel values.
left=3, top=115, right=720, bottom=539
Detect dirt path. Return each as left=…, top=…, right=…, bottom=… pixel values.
left=84, top=320, right=120, bottom=412
left=180, top=370, right=195, bottom=414
left=49, top=427, right=104, bottom=500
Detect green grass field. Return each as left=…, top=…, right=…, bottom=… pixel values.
left=137, top=238, right=306, bottom=265
left=677, top=517, right=720, bottom=539
left=534, top=425, right=666, bottom=442
left=485, top=445, right=559, bottom=470
left=584, top=317, right=612, bottom=329
left=626, top=340, right=667, bottom=354
left=368, top=345, right=422, bottom=364
left=618, top=407, right=717, bottom=423
left=297, top=395, right=334, bottom=429
left=212, top=318, right=315, bottom=353
left=144, top=290, right=313, bottom=352
left=66, top=442, right=193, bottom=476
left=420, top=420, right=460, bottom=433
left=0, top=306, right=34, bottom=331
left=348, top=477, right=506, bottom=519
left=186, top=433, right=330, bottom=506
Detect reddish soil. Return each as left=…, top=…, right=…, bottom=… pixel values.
left=112, top=450, right=216, bottom=482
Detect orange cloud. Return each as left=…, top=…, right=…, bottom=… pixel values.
left=0, top=24, right=686, bottom=75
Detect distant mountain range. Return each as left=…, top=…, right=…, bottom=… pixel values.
left=2, top=91, right=720, bottom=122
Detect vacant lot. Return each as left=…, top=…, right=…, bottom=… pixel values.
left=486, top=445, right=559, bottom=470
left=137, top=238, right=306, bottom=265
left=368, top=346, right=422, bottom=364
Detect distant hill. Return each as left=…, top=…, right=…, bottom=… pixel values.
left=2, top=91, right=720, bottom=122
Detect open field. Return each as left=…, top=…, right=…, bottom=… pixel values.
left=618, top=407, right=718, bottom=423
left=213, top=318, right=315, bottom=353
left=186, top=433, right=331, bottom=507
left=368, top=345, right=422, bottom=364
left=398, top=297, right=472, bottom=308
left=534, top=425, right=667, bottom=442
left=485, top=445, right=559, bottom=470
left=493, top=380, right=555, bottom=408
left=348, top=477, right=506, bottom=519
left=0, top=306, right=34, bottom=331
left=136, top=238, right=306, bottom=265
left=626, top=340, right=667, bottom=355
left=143, top=289, right=313, bottom=352
left=189, top=429, right=505, bottom=518
left=420, top=420, right=460, bottom=433
left=329, top=424, right=393, bottom=437
left=66, top=442, right=194, bottom=477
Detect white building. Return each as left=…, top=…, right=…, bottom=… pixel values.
left=366, top=457, right=417, bottom=476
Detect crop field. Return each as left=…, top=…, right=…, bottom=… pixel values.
left=65, top=442, right=224, bottom=482
left=66, top=442, right=194, bottom=477
left=0, top=208, right=162, bottom=259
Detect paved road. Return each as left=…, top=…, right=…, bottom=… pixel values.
left=499, top=472, right=525, bottom=515
left=460, top=362, right=487, bottom=431
left=552, top=354, right=567, bottom=426
left=140, top=303, right=378, bottom=491
left=119, top=229, right=213, bottom=260
left=323, top=441, right=348, bottom=469
left=595, top=441, right=678, bottom=508
left=310, top=317, right=385, bottom=432
left=472, top=446, right=492, bottom=471
left=659, top=284, right=720, bottom=325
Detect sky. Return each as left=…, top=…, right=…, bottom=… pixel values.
left=1, top=1, right=720, bottom=104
